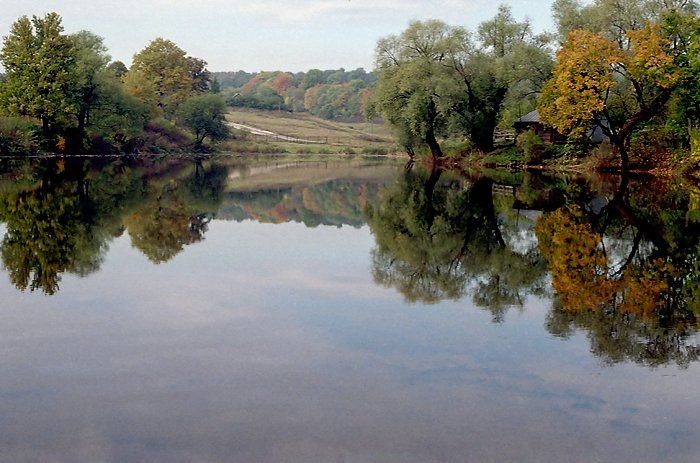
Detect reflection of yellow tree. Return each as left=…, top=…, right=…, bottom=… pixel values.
left=537, top=207, right=616, bottom=310
left=536, top=206, right=673, bottom=315
left=125, top=204, right=208, bottom=264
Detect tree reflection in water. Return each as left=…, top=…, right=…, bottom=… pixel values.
left=365, top=165, right=548, bottom=321
left=366, top=165, right=700, bottom=366
left=0, top=157, right=698, bottom=367
left=124, top=160, right=226, bottom=263
left=537, top=174, right=700, bottom=367
left=0, top=158, right=227, bottom=294
left=0, top=158, right=388, bottom=295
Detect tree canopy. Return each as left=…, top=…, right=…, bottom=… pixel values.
left=0, top=13, right=221, bottom=154
left=125, top=38, right=205, bottom=119
left=180, top=93, right=229, bottom=148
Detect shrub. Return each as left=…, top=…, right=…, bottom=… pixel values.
left=0, top=117, right=40, bottom=155
left=517, top=129, right=545, bottom=164
left=180, top=94, right=229, bottom=146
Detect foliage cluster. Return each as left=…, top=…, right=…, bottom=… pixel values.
left=539, top=0, right=700, bottom=169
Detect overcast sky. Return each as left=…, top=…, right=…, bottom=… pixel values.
left=1, top=0, right=556, bottom=72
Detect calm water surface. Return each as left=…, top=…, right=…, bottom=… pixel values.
left=0, top=156, right=698, bottom=462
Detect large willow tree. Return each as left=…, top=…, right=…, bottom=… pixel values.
left=368, top=5, right=553, bottom=161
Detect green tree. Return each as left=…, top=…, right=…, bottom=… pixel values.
left=369, top=7, right=552, bottom=159
left=0, top=13, right=76, bottom=141
left=180, top=93, right=229, bottom=147
left=187, top=56, right=212, bottom=93
left=70, top=31, right=110, bottom=138
left=86, top=72, right=149, bottom=151
left=301, top=69, right=325, bottom=90
left=551, top=0, right=697, bottom=43
left=106, top=60, right=128, bottom=78
left=68, top=32, right=148, bottom=152
left=369, top=20, right=464, bottom=161
left=125, top=38, right=196, bottom=119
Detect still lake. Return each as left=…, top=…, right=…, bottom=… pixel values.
left=0, top=156, right=698, bottom=462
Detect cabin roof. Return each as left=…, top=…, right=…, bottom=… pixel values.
left=514, top=109, right=540, bottom=124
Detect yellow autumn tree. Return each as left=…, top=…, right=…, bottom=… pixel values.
left=124, top=38, right=196, bottom=119
left=539, top=18, right=691, bottom=169
left=539, top=30, right=622, bottom=140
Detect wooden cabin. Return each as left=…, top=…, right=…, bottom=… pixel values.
left=513, top=109, right=609, bottom=144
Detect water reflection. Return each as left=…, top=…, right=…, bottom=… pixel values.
left=0, top=157, right=223, bottom=292
left=0, top=158, right=700, bottom=461
left=365, top=167, right=548, bottom=320
left=124, top=161, right=226, bottom=263
left=0, top=157, right=698, bottom=367
left=0, top=157, right=391, bottom=294
left=366, top=165, right=700, bottom=366
left=537, top=174, right=700, bottom=367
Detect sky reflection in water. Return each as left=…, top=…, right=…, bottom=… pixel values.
left=0, top=159, right=698, bottom=462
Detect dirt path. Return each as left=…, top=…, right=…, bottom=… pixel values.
left=227, top=122, right=322, bottom=144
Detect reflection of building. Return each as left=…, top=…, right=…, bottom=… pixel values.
left=513, top=109, right=609, bottom=144
left=492, top=182, right=566, bottom=213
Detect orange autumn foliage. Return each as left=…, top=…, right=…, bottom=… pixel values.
left=537, top=207, right=617, bottom=310
left=539, top=30, right=623, bottom=140
left=537, top=207, right=674, bottom=315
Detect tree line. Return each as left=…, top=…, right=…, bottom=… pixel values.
left=214, top=68, right=376, bottom=120
left=0, top=13, right=229, bottom=154
left=368, top=0, right=700, bottom=170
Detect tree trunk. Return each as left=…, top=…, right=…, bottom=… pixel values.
left=423, top=166, right=443, bottom=225
left=425, top=127, right=443, bottom=164
left=77, top=107, right=87, bottom=137
left=471, top=124, right=495, bottom=153
left=42, top=117, right=51, bottom=139
left=425, top=98, right=443, bottom=164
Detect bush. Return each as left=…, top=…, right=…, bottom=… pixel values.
left=517, top=129, right=545, bottom=164
left=180, top=94, right=229, bottom=147
left=0, top=117, right=40, bottom=155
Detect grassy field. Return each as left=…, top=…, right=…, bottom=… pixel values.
left=225, top=109, right=395, bottom=151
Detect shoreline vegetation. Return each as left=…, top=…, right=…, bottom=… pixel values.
left=1, top=3, right=700, bottom=178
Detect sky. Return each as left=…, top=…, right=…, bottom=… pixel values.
left=0, top=0, right=556, bottom=72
